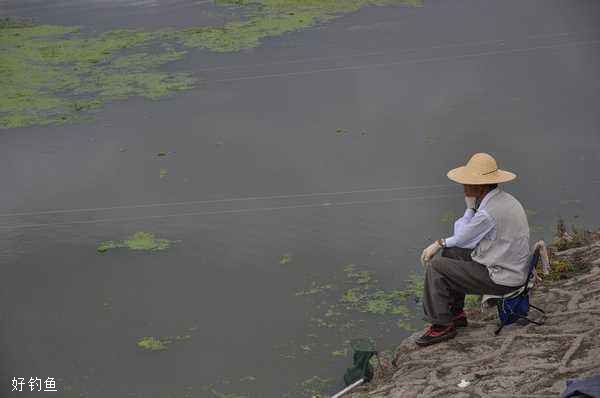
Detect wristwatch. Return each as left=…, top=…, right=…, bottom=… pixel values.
left=436, top=238, right=446, bottom=248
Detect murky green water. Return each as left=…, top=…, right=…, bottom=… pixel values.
left=1, top=0, right=599, bottom=396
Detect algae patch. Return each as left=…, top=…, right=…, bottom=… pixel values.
left=279, top=253, right=292, bottom=265
left=295, top=281, right=333, bottom=296
left=300, top=375, right=334, bottom=396
left=2, top=0, right=421, bottom=129
left=295, top=264, right=425, bottom=337
left=137, top=334, right=192, bottom=351
left=176, top=0, right=420, bottom=53
left=1, top=21, right=194, bottom=129
left=137, top=336, right=169, bottom=351
left=97, top=231, right=174, bottom=253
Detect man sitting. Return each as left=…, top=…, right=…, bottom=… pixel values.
left=417, top=153, right=530, bottom=347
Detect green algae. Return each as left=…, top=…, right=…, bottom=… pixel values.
left=331, top=347, right=349, bottom=357
left=2, top=0, right=420, bottom=129
left=97, top=231, right=173, bottom=253
left=279, top=253, right=292, bottom=264
left=295, top=281, right=334, bottom=296
left=137, top=334, right=192, bottom=351
left=342, top=269, right=423, bottom=316
left=396, top=319, right=417, bottom=331
left=1, top=22, right=192, bottom=129
left=342, top=285, right=411, bottom=316
left=210, top=390, right=248, bottom=398
left=298, top=265, right=425, bottom=324
left=341, top=287, right=367, bottom=304
left=137, top=336, right=169, bottom=351
left=0, top=21, right=196, bottom=128
left=344, top=264, right=375, bottom=284
left=364, top=290, right=411, bottom=315
left=404, top=271, right=424, bottom=301
left=310, top=316, right=337, bottom=329
left=300, top=376, right=334, bottom=396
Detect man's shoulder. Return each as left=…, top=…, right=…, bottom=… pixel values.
left=495, top=189, right=523, bottom=205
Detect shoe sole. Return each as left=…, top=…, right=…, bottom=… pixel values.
left=415, top=329, right=458, bottom=347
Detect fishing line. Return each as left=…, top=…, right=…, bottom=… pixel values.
left=0, top=183, right=455, bottom=217
left=0, top=192, right=462, bottom=230
left=196, top=38, right=507, bottom=72
left=209, top=39, right=600, bottom=83
left=195, top=29, right=600, bottom=73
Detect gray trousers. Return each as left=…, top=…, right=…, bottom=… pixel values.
left=423, top=247, right=516, bottom=325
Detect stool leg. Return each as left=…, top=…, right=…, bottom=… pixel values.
left=515, top=314, right=544, bottom=326
left=530, top=304, right=545, bottom=314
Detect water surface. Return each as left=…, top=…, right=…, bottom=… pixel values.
left=1, top=0, right=600, bottom=396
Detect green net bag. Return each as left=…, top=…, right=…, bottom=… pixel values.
left=343, top=338, right=378, bottom=386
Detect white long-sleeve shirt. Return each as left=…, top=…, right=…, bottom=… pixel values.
left=444, top=188, right=498, bottom=249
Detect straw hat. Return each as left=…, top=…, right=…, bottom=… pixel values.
left=447, top=153, right=516, bottom=185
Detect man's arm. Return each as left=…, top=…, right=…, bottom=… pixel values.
left=453, top=208, right=476, bottom=232
left=444, top=210, right=495, bottom=249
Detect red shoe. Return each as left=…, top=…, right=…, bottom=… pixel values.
left=452, top=311, right=468, bottom=328
left=415, top=324, right=457, bottom=347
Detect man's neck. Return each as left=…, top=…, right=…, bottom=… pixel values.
left=477, top=187, right=496, bottom=208
left=479, top=189, right=491, bottom=202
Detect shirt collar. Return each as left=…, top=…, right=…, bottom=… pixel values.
left=478, top=187, right=500, bottom=210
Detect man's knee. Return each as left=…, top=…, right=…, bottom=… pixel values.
left=429, top=256, right=447, bottom=274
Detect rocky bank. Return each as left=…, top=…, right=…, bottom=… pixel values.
left=349, top=233, right=600, bottom=398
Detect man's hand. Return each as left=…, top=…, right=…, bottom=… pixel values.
left=465, top=196, right=477, bottom=210
left=420, top=241, right=442, bottom=266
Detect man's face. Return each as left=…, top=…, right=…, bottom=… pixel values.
left=463, top=184, right=485, bottom=198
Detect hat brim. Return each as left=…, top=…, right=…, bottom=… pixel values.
left=447, top=166, right=517, bottom=185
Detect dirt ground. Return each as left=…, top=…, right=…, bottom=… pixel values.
left=350, top=238, right=600, bottom=398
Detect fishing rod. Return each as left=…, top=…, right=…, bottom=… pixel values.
left=331, top=378, right=365, bottom=398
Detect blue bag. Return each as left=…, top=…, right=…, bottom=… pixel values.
left=493, top=248, right=545, bottom=335
left=497, top=294, right=530, bottom=326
